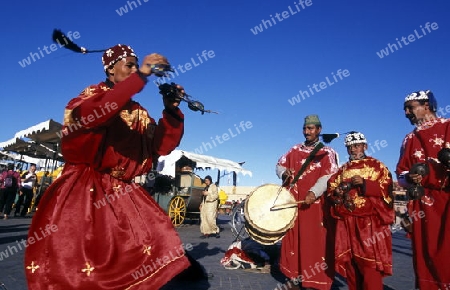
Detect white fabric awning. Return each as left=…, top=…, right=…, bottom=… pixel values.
left=0, top=119, right=63, bottom=161
left=14, top=119, right=63, bottom=144
left=0, top=137, right=19, bottom=149
left=157, top=150, right=252, bottom=178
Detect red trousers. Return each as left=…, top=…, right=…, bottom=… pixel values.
left=345, top=260, right=383, bottom=290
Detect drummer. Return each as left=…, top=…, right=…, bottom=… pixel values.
left=276, top=114, right=339, bottom=290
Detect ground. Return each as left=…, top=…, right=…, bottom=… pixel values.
left=0, top=214, right=415, bottom=290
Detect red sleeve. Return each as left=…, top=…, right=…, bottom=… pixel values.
left=70, top=73, right=146, bottom=128
left=152, top=108, right=185, bottom=156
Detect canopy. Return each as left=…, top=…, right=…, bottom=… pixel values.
left=157, top=150, right=252, bottom=178
left=14, top=119, right=63, bottom=144
left=0, top=119, right=64, bottom=162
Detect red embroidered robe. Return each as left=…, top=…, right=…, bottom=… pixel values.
left=24, top=73, right=189, bottom=289
left=396, top=118, right=450, bottom=290
left=277, top=143, right=338, bottom=290
left=327, top=157, right=394, bottom=279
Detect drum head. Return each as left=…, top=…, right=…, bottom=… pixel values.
left=244, top=184, right=298, bottom=235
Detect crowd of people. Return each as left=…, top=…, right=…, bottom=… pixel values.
left=274, top=90, right=449, bottom=290
left=0, top=163, right=50, bottom=220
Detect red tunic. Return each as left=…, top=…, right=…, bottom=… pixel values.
left=395, top=118, right=450, bottom=290
left=277, top=143, right=338, bottom=290
left=24, top=73, right=189, bottom=289
left=327, top=157, right=394, bottom=279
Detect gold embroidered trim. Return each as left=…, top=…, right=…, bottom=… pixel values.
left=124, top=255, right=186, bottom=290
left=63, top=108, right=75, bottom=126
left=81, top=262, right=95, bottom=277
left=26, top=261, right=40, bottom=273
left=353, top=196, right=366, bottom=208
left=111, top=170, right=126, bottom=179
left=82, top=87, right=96, bottom=99
left=353, top=253, right=392, bottom=267
left=120, top=108, right=151, bottom=132
left=143, top=245, right=152, bottom=256
left=336, top=249, right=351, bottom=259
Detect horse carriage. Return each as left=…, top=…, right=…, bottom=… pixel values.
left=148, top=150, right=252, bottom=227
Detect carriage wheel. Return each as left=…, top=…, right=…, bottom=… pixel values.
left=168, top=196, right=186, bottom=227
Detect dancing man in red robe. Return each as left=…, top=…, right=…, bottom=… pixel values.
left=24, top=44, right=190, bottom=289
left=328, top=131, right=394, bottom=290
left=396, top=90, right=450, bottom=290
left=276, top=114, right=339, bottom=290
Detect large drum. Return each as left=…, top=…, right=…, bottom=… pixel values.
left=244, top=184, right=298, bottom=245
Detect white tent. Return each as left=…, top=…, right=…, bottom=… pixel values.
left=0, top=119, right=64, bottom=171
left=157, top=150, right=252, bottom=178
left=13, top=119, right=62, bottom=144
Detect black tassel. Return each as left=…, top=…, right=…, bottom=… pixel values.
left=52, top=29, right=105, bottom=54
left=321, top=133, right=340, bottom=143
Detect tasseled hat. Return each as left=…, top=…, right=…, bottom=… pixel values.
left=102, top=44, right=138, bottom=71
left=404, top=90, right=438, bottom=112
left=304, top=114, right=321, bottom=126
left=344, top=131, right=367, bottom=147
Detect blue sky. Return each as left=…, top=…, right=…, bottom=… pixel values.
left=1, top=0, right=449, bottom=186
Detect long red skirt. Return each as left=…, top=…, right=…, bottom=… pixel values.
left=25, top=164, right=189, bottom=289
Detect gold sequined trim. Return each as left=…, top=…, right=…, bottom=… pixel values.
left=26, top=261, right=40, bottom=273
left=110, top=169, right=126, bottom=180
left=124, top=255, right=186, bottom=290
left=81, top=87, right=96, bottom=99
left=143, top=245, right=152, bottom=256
left=120, top=108, right=151, bottom=132
left=81, top=262, right=95, bottom=277
left=353, top=196, right=366, bottom=208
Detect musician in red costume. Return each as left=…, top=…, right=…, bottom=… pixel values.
left=276, top=114, right=339, bottom=290
left=24, top=44, right=190, bottom=289
left=396, top=90, right=450, bottom=290
left=328, top=131, right=394, bottom=290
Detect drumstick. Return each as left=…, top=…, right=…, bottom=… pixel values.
left=270, top=200, right=306, bottom=211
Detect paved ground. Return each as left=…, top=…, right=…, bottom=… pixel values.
left=0, top=214, right=416, bottom=290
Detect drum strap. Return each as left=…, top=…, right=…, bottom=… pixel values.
left=289, top=142, right=324, bottom=188
left=272, top=142, right=325, bottom=208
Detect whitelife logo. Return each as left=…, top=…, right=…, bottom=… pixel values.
left=250, top=0, right=313, bottom=35
left=376, top=22, right=439, bottom=59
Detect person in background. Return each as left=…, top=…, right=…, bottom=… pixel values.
left=200, top=175, right=220, bottom=238
left=276, top=114, right=339, bottom=290
left=396, top=90, right=450, bottom=289
left=0, top=163, right=21, bottom=219
left=15, top=163, right=37, bottom=217
left=328, top=131, right=394, bottom=290
left=33, top=170, right=52, bottom=211
left=0, top=166, right=5, bottom=213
